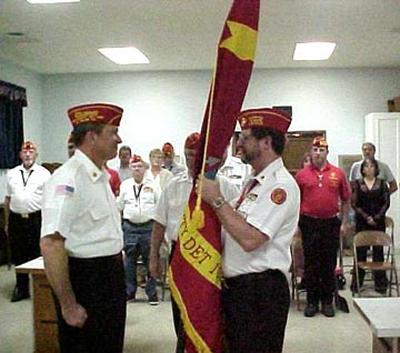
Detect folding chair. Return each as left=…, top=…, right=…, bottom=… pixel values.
left=352, top=230, right=399, bottom=297
left=385, top=216, right=394, bottom=262
left=290, top=230, right=306, bottom=310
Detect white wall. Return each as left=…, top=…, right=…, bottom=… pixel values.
left=41, top=67, right=400, bottom=166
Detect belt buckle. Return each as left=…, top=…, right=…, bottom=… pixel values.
left=21, top=213, right=29, bottom=219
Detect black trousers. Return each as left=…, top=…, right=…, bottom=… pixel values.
left=299, top=215, right=340, bottom=305
left=54, top=254, right=126, bottom=353
left=223, top=269, right=290, bottom=353
left=9, top=210, right=41, bottom=293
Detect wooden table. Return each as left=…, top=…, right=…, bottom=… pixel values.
left=353, top=298, right=400, bottom=353
left=16, top=257, right=59, bottom=353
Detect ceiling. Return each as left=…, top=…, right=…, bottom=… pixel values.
left=0, top=0, right=399, bottom=74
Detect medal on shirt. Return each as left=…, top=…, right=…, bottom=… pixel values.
left=317, top=173, right=323, bottom=188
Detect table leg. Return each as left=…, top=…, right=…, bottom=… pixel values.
left=393, top=337, right=398, bottom=353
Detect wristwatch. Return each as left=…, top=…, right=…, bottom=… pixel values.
left=212, top=196, right=226, bottom=209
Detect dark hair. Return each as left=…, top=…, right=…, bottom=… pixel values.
left=119, top=145, right=132, bottom=156
left=71, top=122, right=105, bottom=146
left=251, top=127, right=286, bottom=155
left=301, top=152, right=312, bottom=168
left=360, top=157, right=379, bottom=177
left=362, top=142, right=376, bottom=153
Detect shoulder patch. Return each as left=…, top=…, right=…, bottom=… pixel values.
left=270, top=188, right=286, bottom=205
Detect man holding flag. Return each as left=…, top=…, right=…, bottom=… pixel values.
left=167, top=1, right=261, bottom=352
left=199, top=108, right=300, bottom=353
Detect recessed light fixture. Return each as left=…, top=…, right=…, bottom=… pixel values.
left=26, top=0, right=80, bottom=4
left=98, top=47, right=150, bottom=65
left=293, top=42, right=336, bottom=61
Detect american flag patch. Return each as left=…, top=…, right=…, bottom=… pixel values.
left=55, top=185, right=75, bottom=196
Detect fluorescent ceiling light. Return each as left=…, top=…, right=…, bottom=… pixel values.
left=27, top=0, right=80, bottom=3
left=98, top=47, right=150, bottom=65
left=293, top=42, right=336, bottom=61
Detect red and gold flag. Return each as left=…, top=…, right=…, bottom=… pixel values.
left=169, top=1, right=260, bottom=352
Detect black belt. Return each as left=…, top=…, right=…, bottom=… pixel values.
left=223, top=269, right=282, bottom=288
left=123, top=219, right=153, bottom=226
left=69, top=252, right=122, bottom=265
left=11, top=210, right=41, bottom=219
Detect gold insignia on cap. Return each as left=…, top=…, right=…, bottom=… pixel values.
left=93, top=172, right=98, bottom=178
left=248, top=115, right=264, bottom=126
left=73, top=110, right=104, bottom=125
left=271, top=188, right=287, bottom=205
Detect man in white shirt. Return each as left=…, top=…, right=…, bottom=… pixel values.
left=199, top=108, right=300, bottom=353
left=4, top=141, right=51, bottom=302
left=149, top=132, right=239, bottom=353
left=144, top=148, right=173, bottom=191
left=162, top=142, right=186, bottom=175
left=349, top=142, right=398, bottom=194
left=40, top=103, right=126, bottom=353
left=117, top=145, right=132, bottom=182
left=218, top=146, right=252, bottom=188
left=118, top=154, right=160, bottom=305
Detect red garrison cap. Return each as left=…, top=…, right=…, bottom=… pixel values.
left=21, top=141, right=37, bottom=151
left=130, top=154, right=142, bottom=164
left=238, top=108, right=292, bottom=134
left=312, top=136, right=328, bottom=148
left=67, top=103, right=123, bottom=127
left=184, top=132, right=200, bottom=150
left=162, top=142, right=174, bottom=157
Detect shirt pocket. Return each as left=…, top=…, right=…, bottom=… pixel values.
left=72, top=204, right=111, bottom=234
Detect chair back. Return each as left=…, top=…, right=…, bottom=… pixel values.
left=291, top=231, right=304, bottom=276
left=353, top=230, right=392, bottom=248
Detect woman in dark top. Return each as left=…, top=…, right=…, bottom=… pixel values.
left=351, top=157, right=390, bottom=293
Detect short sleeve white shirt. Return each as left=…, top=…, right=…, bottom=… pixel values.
left=41, top=149, right=123, bottom=258
left=153, top=171, right=239, bottom=242
left=6, top=163, right=51, bottom=214
left=218, top=156, right=253, bottom=188
left=117, top=177, right=160, bottom=223
left=222, top=158, right=300, bottom=278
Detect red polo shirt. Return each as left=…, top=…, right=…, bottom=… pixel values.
left=295, top=162, right=351, bottom=219
left=106, top=167, right=121, bottom=196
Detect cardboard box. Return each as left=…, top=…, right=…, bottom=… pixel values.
left=388, top=96, right=400, bottom=112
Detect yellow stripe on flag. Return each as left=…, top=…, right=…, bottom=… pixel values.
left=168, top=268, right=213, bottom=353
left=219, top=20, right=257, bottom=61
left=178, top=206, right=222, bottom=289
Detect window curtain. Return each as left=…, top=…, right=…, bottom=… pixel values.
left=0, top=80, right=27, bottom=169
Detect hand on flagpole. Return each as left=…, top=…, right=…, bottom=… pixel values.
left=195, top=175, right=222, bottom=205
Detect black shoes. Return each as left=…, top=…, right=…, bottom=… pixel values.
left=11, top=287, right=30, bottom=303
left=375, top=286, right=387, bottom=294
left=304, top=303, right=318, bottom=317
left=126, top=292, right=136, bottom=302
left=321, top=304, right=335, bottom=317
left=304, top=303, right=335, bottom=317
left=148, top=294, right=160, bottom=306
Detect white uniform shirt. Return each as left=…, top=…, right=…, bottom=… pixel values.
left=349, top=159, right=395, bottom=182
left=144, top=168, right=173, bottom=191
left=117, top=166, right=132, bottom=182
left=41, top=149, right=123, bottom=258
left=222, top=158, right=300, bottom=278
left=163, top=161, right=186, bottom=176
left=153, top=171, right=239, bottom=242
left=6, top=163, right=51, bottom=214
left=218, top=155, right=252, bottom=188
left=117, top=177, right=160, bottom=224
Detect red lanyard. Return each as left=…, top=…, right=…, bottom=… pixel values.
left=235, top=178, right=258, bottom=209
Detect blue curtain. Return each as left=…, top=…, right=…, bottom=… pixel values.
left=0, top=80, right=27, bottom=169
